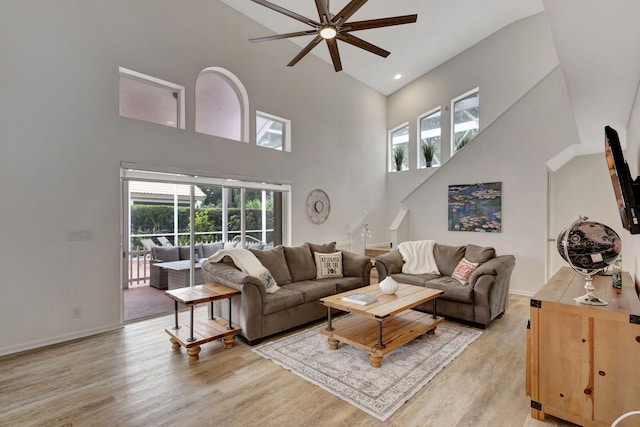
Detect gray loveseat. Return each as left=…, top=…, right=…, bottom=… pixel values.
left=375, top=243, right=515, bottom=328
left=200, top=242, right=372, bottom=344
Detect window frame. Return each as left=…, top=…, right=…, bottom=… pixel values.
left=256, top=110, right=291, bottom=152
left=118, top=67, right=185, bottom=129
left=388, top=122, right=410, bottom=172
left=450, top=87, right=479, bottom=156
left=417, top=107, right=442, bottom=169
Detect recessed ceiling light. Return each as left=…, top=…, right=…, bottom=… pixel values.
left=394, top=74, right=402, bottom=80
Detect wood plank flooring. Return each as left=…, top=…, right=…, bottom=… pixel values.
left=0, top=295, right=578, bottom=426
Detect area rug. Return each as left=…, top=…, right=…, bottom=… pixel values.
left=253, top=321, right=482, bottom=421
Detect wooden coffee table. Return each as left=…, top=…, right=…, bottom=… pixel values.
left=319, top=283, right=444, bottom=368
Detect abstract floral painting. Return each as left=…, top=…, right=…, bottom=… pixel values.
left=448, top=182, right=502, bottom=232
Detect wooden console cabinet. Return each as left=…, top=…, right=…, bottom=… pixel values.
left=526, top=267, right=640, bottom=426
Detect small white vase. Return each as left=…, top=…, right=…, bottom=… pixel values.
left=379, top=276, right=399, bottom=294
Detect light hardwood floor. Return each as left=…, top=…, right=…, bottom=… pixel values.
left=0, top=295, right=578, bottom=427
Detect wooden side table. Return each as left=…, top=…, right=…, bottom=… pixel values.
left=527, top=267, right=640, bottom=425
left=164, top=283, right=241, bottom=361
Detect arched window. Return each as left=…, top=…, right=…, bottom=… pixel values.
left=195, top=67, right=249, bottom=142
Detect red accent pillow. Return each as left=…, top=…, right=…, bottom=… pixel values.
left=451, top=258, right=479, bottom=284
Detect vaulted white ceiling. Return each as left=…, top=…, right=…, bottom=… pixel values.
left=222, top=0, right=640, bottom=149
left=220, top=0, right=544, bottom=95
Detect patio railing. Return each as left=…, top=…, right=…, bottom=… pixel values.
left=128, top=248, right=151, bottom=288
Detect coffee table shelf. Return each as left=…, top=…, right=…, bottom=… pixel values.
left=320, top=283, right=444, bottom=368
left=320, top=310, right=443, bottom=366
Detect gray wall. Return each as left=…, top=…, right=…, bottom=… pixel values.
left=0, top=0, right=387, bottom=355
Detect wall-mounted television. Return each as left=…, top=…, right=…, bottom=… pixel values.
left=604, top=125, right=640, bottom=234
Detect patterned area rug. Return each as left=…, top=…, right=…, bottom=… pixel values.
left=253, top=320, right=482, bottom=421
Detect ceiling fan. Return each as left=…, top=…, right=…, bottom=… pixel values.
left=249, top=0, right=417, bottom=72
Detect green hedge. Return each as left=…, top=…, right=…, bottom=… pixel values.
left=131, top=205, right=273, bottom=245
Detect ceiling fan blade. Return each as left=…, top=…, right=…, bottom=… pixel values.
left=345, top=14, right=418, bottom=32
left=337, top=33, right=390, bottom=58
left=332, top=0, right=368, bottom=26
left=250, top=30, right=318, bottom=43
left=326, top=38, right=343, bottom=72
left=314, top=0, right=330, bottom=24
left=250, top=0, right=320, bottom=27
left=287, top=35, right=323, bottom=67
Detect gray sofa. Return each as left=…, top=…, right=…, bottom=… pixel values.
left=200, top=242, right=372, bottom=344
left=375, top=243, right=515, bottom=328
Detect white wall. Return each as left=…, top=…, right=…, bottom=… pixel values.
left=383, top=13, right=575, bottom=295
left=0, top=0, right=387, bottom=355
left=399, top=68, right=578, bottom=295
left=623, top=77, right=640, bottom=281
left=383, top=13, right=559, bottom=234
left=549, top=154, right=625, bottom=277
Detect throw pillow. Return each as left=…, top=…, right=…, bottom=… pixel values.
left=314, top=251, right=343, bottom=279
left=151, top=246, right=179, bottom=262
left=465, top=244, right=496, bottom=263
left=283, top=244, right=317, bottom=282
left=249, top=245, right=293, bottom=285
left=451, top=258, right=479, bottom=284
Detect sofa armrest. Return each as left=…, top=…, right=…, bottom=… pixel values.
left=470, top=255, right=516, bottom=324
left=374, top=250, right=404, bottom=280
left=200, top=259, right=267, bottom=296
left=469, top=255, right=515, bottom=287
left=342, top=250, right=372, bottom=285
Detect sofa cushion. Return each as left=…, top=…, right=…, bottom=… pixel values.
left=314, top=251, right=343, bottom=279
left=179, top=244, right=203, bottom=260
left=465, top=244, right=496, bottom=263
left=433, top=244, right=466, bottom=276
left=285, top=280, right=337, bottom=303
left=451, top=258, right=479, bottom=284
left=152, top=246, right=180, bottom=262
left=249, top=245, right=292, bottom=285
left=332, top=277, right=365, bottom=293
left=283, top=244, right=316, bottom=282
left=202, top=242, right=224, bottom=258
left=306, top=241, right=337, bottom=257
left=425, top=276, right=474, bottom=303
left=262, top=287, right=304, bottom=315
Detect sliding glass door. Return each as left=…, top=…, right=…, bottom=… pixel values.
left=122, top=168, right=290, bottom=298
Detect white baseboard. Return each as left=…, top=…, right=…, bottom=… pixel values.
left=0, top=323, right=123, bottom=357
left=509, top=289, right=535, bottom=297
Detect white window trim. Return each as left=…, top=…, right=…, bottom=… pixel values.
left=416, top=106, right=442, bottom=169
left=119, top=67, right=186, bottom=130
left=450, top=87, right=479, bottom=157
left=197, top=67, right=250, bottom=143
left=256, top=110, right=291, bottom=152
left=388, top=122, right=410, bottom=172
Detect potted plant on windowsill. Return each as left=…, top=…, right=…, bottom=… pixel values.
left=393, top=145, right=406, bottom=171
left=422, top=140, right=436, bottom=167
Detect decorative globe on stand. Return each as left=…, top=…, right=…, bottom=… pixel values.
left=557, top=215, right=621, bottom=306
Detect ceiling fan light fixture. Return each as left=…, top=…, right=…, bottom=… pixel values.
left=320, top=26, right=337, bottom=39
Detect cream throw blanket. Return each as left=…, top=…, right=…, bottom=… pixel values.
left=398, top=240, right=441, bottom=275
left=208, top=248, right=280, bottom=293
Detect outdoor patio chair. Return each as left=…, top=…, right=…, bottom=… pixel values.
left=158, top=236, right=173, bottom=246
